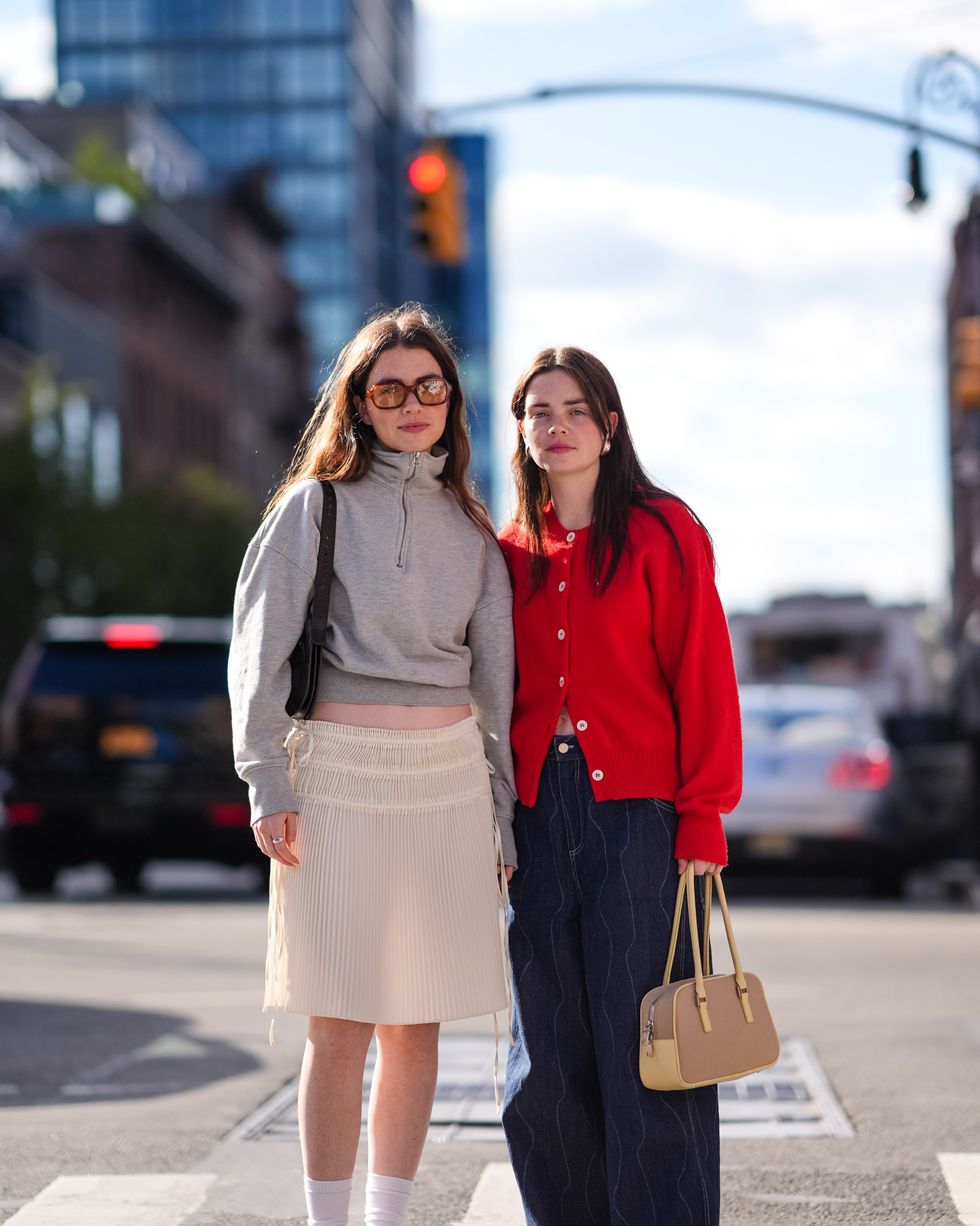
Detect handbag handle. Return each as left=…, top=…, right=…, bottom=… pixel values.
left=310, top=481, right=337, bottom=646
left=661, top=865, right=755, bottom=1031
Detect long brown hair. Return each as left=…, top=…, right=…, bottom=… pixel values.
left=266, top=302, right=493, bottom=535
left=510, top=346, right=712, bottom=592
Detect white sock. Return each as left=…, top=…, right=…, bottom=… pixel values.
left=365, top=1172, right=414, bottom=1225
left=303, top=1175, right=352, bottom=1226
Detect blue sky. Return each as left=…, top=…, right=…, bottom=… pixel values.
left=2, top=0, right=979, bottom=611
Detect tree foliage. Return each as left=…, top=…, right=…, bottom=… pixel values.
left=0, top=379, right=257, bottom=688
left=71, top=130, right=149, bottom=207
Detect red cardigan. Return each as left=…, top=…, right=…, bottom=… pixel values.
left=498, top=500, right=742, bottom=866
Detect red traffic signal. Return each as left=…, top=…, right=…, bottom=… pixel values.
left=407, top=141, right=466, bottom=265
left=408, top=152, right=448, bottom=195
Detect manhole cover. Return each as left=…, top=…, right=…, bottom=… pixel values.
left=229, top=1035, right=851, bottom=1144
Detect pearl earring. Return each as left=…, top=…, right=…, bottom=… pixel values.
left=601, top=438, right=611, bottom=455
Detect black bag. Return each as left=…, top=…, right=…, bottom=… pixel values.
left=285, top=481, right=337, bottom=718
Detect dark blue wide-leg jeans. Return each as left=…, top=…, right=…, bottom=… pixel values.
left=502, top=737, right=720, bottom=1226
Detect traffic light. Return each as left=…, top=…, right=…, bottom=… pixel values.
left=407, top=140, right=467, bottom=265
left=903, top=145, right=928, bottom=211
left=953, top=316, right=980, bottom=410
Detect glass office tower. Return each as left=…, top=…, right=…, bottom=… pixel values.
left=54, top=0, right=415, bottom=366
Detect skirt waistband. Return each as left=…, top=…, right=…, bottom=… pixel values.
left=292, top=713, right=479, bottom=746
left=284, top=715, right=485, bottom=793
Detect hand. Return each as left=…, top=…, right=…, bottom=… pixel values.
left=676, top=858, right=722, bottom=876
left=504, top=865, right=515, bottom=884
left=253, top=811, right=299, bottom=867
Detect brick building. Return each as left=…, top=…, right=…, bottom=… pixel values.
left=0, top=100, right=308, bottom=503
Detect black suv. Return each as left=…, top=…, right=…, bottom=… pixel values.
left=0, top=616, right=259, bottom=893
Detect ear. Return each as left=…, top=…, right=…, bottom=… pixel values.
left=354, top=395, right=370, bottom=423
left=608, top=410, right=619, bottom=438
left=517, top=418, right=526, bottom=441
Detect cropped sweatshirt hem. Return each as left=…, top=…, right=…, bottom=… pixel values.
left=319, top=668, right=473, bottom=707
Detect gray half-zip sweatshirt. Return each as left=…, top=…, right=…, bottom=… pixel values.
left=228, top=443, right=518, bottom=867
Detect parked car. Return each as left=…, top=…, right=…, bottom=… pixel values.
left=727, top=684, right=906, bottom=893
left=881, top=710, right=973, bottom=867
left=0, top=616, right=258, bottom=894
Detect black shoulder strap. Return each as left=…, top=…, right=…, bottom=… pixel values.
left=310, top=481, right=336, bottom=646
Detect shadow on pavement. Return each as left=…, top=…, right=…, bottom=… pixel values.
left=0, top=999, right=261, bottom=1106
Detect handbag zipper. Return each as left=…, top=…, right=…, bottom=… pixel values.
left=643, top=1005, right=655, bottom=1056
left=396, top=451, right=421, bottom=568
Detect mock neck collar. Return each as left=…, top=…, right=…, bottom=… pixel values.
left=368, top=441, right=448, bottom=491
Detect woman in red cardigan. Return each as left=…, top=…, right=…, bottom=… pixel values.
left=498, top=346, right=742, bottom=1226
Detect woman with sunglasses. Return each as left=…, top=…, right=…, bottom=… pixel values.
left=229, top=304, right=516, bottom=1226
left=498, top=347, right=742, bottom=1226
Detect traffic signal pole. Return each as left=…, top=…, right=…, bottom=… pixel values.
left=425, top=75, right=980, bottom=161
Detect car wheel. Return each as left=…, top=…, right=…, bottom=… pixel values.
left=108, top=860, right=144, bottom=895
left=11, top=859, right=58, bottom=895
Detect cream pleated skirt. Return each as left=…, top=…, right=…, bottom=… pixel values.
left=264, top=715, right=510, bottom=1024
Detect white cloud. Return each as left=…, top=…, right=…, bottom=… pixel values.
left=416, top=0, right=648, bottom=23
left=0, top=14, right=55, bottom=100
left=745, top=0, right=980, bottom=65
left=492, top=171, right=961, bottom=609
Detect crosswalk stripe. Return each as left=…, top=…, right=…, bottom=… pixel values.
left=455, top=1163, right=524, bottom=1224
left=2, top=1175, right=215, bottom=1226
left=940, top=1154, right=980, bottom=1226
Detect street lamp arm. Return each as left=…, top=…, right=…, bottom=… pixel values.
left=427, top=80, right=980, bottom=158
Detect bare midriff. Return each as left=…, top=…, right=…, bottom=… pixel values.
left=554, top=703, right=574, bottom=735
left=308, top=701, right=472, bottom=730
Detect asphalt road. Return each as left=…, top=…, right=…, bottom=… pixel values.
left=1, top=863, right=979, bottom=1225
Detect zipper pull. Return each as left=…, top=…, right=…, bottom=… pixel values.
left=643, top=1009, right=655, bottom=1056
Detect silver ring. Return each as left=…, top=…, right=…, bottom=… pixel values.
left=271, top=835, right=285, bottom=845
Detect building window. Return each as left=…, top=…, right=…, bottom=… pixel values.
left=62, top=49, right=141, bottom=98
left=304, top=293, right=357, bottom=360
left=236, top=49, right=271, bottom=102
left=271, top=45, right=346, bottom=102
left=198, top=50, right=236, bottom=104
left=238, top=0, right=274, bottom=37
left=101, top=1, right=136, bottom=40
left=61, top=50, right=132, bottom=98
left=58, top=0, right=158, bottom=43
left=158, top=48, right=200, bottom=105
left=273, top=107, right=350, bottom=162
left=237, top=0, right=345, bottom=37
left=104, top=49, right=141, bottom=91
left=88, top=406, right=121, bottom=503
left=58, top=0, right=97, bottom=44
left=175, top=110, right=273, bottom=165
left=271, top=168, right=350, bottom=226
left=159, top=3, right=207, bottom=38
left=285, top=237, right=354, bottom=289
left=284, top=0, right=346, bottom=36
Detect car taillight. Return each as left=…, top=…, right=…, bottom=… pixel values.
left=103, top=622, right=163, bottom=649
left=7, top=802, right=42, bottom=825
left=826, top=745, right=892, bottom=790
left=207, top=803, right=251, bottom=827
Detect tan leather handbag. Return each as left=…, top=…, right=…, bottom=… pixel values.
left=638, top=865, right=779, bottom=1091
